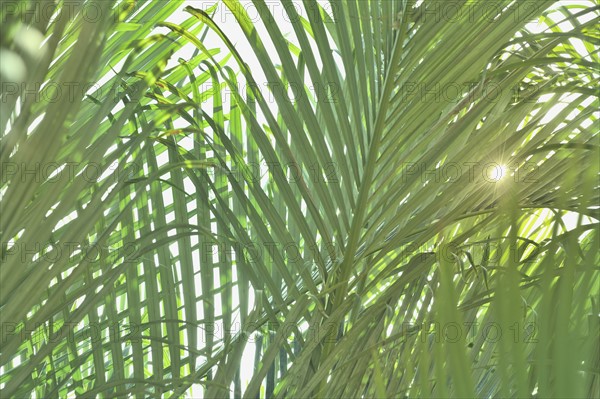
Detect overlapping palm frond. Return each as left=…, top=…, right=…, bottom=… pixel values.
left=1, top=0, right=598, bottom=397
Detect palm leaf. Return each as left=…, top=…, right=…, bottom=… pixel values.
left=1, top=0, right=598, bottom=397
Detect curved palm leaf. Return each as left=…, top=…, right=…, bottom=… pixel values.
left=1, top=0, right=598, bottom=397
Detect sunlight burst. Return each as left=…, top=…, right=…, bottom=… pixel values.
left=488, top=164, right=507, bottom=182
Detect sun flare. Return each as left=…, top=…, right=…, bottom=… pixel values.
left=489, top=164, right=507, bottom=182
